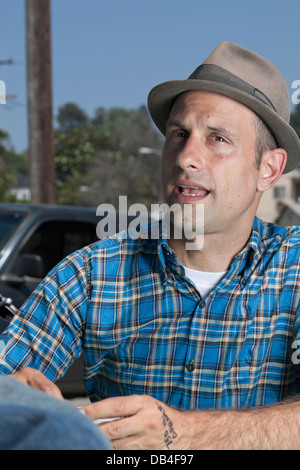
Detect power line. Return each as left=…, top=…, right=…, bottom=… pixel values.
left=0, top=60, right=14, bottom=66
left=4, top=95, right=18, bottom=100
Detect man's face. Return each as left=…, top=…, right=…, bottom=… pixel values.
left=162, top=90, right=262, bottom=239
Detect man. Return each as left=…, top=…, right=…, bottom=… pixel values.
left=1, top=41, right=300, bottom=449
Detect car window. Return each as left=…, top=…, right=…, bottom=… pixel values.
left=62, top=222, right=98, bottom=257
left=18, top=220, right=98, bottom=277
left=0, top=210, right=26, bottom=252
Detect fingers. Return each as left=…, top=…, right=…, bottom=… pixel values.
left=82, top=394, right=144, bottom=421
left=11, top=367, right=64, bottom=400
left=81, top=395, right=154, bottom=449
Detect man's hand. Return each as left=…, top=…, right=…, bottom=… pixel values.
left=11, top=367, right=63, bottom=400
left=82, top=394, right=193, bottom=450
left=81, top=393, right=300, bottom=450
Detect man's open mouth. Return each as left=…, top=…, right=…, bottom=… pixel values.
left=177, top=184, right=210, bottom=197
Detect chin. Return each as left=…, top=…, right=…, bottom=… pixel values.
left=170, top=205, right=205, bottom=239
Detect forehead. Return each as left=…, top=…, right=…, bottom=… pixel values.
left=169, top=90, right=257, bottom=127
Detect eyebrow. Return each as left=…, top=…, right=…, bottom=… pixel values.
left=165, top=118, right=184, bottom=130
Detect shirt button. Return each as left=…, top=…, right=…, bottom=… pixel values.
left=199, top=300, right=206, bottom=308
left=186, top=362, right=195, bottom=372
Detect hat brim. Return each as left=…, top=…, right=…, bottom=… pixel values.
left=148, top=80, right=300, bottom=174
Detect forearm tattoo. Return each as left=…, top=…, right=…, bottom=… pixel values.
left=156, top=402, right=178, bottom=449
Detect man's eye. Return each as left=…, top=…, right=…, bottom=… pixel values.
left=212, top=135, right=227, bottom=143
left=172, top=130, right=187, bottom=139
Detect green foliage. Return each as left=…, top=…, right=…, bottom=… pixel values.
left=54, top=124, right=112, bottom=185
left=55, top=103, right=163, bottom=207
left=0, top=101, right=163, bottom=206
left=56, top=103, right=89, bottom=132
left=0, top=130, right=28, bottom=202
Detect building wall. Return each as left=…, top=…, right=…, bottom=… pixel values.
left=256, top=172, right=295, bottom=222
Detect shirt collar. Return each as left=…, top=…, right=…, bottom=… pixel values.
left=227, top=217, right=286, bottom=280
left=149, top=216, right=286, bottom=280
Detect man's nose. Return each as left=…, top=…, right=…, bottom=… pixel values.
left=176, top=136, right=206, bottom=171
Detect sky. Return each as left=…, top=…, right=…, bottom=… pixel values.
left=0, top=0, right=299, bottom=153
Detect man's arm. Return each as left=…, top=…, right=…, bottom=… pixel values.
left=82, top=394, right=300, bottom=450
left=0, top=249, right=89, bottom=380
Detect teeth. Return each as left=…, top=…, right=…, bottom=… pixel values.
left=180, top=185, right=199, bottom=189
left=178, top=184, right=208, bottom=197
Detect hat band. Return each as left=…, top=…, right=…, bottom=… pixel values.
left=188, top=64, right=276, bottom=112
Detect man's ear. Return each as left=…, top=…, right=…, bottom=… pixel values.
left=257, top=149, right=287, bottom=192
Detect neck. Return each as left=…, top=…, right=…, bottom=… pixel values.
left=168, top=226, right=253, bottom=272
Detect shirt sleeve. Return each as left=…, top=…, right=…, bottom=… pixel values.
left=0, top=249, right=90, bottom=382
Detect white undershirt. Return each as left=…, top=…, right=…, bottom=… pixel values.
left=183, top=266, right=227, bottom=298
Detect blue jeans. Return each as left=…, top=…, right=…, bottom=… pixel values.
left=0, top=376, right=112, bottom=450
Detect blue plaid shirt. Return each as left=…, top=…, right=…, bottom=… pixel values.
left=1, top=217, right=300, bottom=409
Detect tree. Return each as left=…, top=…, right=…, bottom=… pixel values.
left=54, top=124, right=113, bottom=201
left=73, top=148, right=162, bottom=208
left=56, top=103, right=89, bottom=132
left=0, top=130, right=28, bottom=201
left=54, top=103, right=163, bottom=207
left=92, top=107, right=105, bottom=127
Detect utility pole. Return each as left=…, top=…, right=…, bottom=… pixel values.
left=26, top=0, right=56, bottom=204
